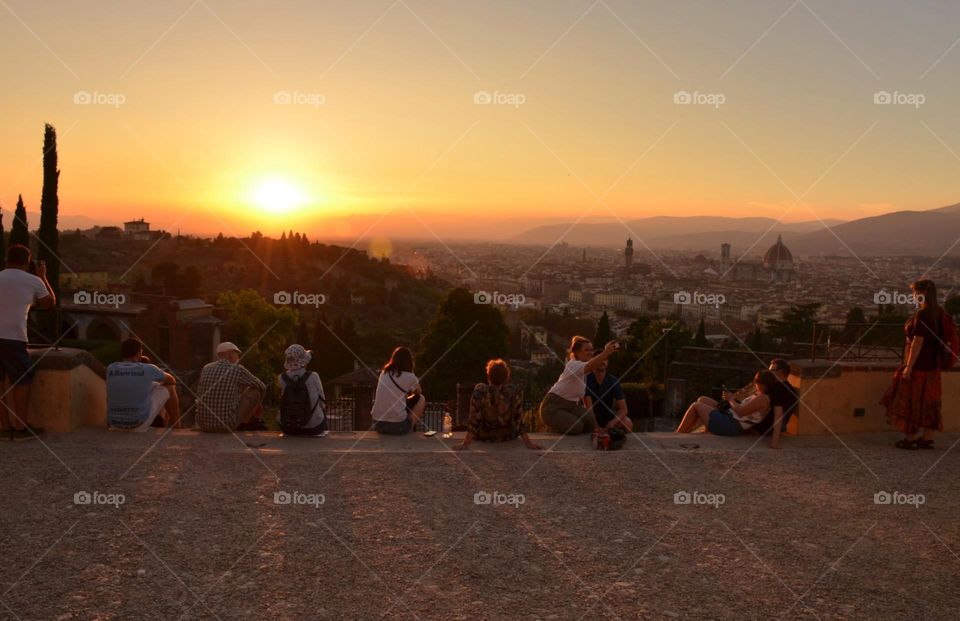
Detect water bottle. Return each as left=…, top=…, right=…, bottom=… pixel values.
left=442, top=413, right=453, bottom=438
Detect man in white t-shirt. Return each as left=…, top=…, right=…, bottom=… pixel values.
left=0, top=244, right=55, bottom=441
left=538, top=337, right=619, bottom=435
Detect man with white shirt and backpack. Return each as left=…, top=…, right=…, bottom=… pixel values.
left=0, top=245, right=55, bottom=441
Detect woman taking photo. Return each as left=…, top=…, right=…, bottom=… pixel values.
left=881, top=279, right=945, bottom=449
left=538, top=336, right=619, bottom=435
left=371, top=346, right=426, bottom=435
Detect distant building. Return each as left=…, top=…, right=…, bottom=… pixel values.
left=124, top=218, right=149, bottom=233
left=723, top=235, right=796, bottom=283
left=531, top=346, right=556, bottom=366
left=624, top=237, right=634, bottom=270
left=96, top=226, right=123, bottom=239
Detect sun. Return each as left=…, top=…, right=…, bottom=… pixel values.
left=250, top=176, right=306, bottom=215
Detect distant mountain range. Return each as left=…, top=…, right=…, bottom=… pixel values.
left=512, top=204, right=960, bottom=257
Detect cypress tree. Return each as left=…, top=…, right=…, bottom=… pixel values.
left=10, top=195, right=29, bottom=248
left=38, top=123, right=60, bottom=302
left=694, top=319, right=710, bottom=347
left=594, top=311, right=612, bottom=345
left=0, top=207, right=6, bottom=267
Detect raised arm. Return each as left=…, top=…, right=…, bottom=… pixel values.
left=583, top=341, right=619, bottom=374
left=34, top=262, right=56, bottom=309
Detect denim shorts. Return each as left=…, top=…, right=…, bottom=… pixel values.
left=0, top=339, right=35, bottom=385
left=707, top=410, right=744, bottom=436
left=374, top=416, right=413, bottom=435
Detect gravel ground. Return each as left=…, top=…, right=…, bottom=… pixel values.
left=1, top=430, right=958, bottom=621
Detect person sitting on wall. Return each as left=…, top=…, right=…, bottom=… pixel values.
left=675, top=371, right=782, bottom=439
left=584, top=358, right=633, bottom=432
left=371, top=346, right=426, bottom=435
left=195, top=342, right=267, bottom=432
left=107, top=338, right=180, bottom=431
left=455, top=359, right=543, bottom=450
left=538, top=336, right=620, bottom=435
left=278, top=344, right=328, bottom=437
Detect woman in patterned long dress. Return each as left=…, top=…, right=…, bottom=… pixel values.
left=881, top=279, right=944, bottom=450
left=454, top=359, right=543, bottom=450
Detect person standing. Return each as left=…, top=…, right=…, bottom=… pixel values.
left=0, top=245, right=55, bottom=441
left=882, top=280, right=946, bottom=449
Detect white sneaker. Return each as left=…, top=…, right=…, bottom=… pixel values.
left=311, top=430, right=330, bottom=438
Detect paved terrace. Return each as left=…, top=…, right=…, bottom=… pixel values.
left=2, top=430, right=959, bottom=620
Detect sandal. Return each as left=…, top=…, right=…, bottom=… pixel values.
left=916, top=439, right=935, bottom=450
left=895, top=439, right=918, bottom=450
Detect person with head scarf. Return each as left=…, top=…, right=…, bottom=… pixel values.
left=278, top=344, right=327, bottom=437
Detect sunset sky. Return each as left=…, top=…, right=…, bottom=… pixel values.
left=1, top=0, right=959, bottom=240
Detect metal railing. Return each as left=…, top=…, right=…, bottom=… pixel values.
left=809, top=322, right=905, bottom=362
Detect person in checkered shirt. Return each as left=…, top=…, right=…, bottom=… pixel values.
left=195, top=342, right=267, bottom=432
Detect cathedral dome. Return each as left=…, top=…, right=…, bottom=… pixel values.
left=763, top=234, right=793, bottom=269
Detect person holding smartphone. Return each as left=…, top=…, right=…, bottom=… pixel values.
left=538, top=336, right=619, bottom=435
left=0, top=245, right=55, bottom=441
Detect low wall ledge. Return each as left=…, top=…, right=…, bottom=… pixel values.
left=27, top=346, right=106, bottom=379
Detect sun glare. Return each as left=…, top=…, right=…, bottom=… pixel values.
left=250, top=177, right=306, bottom=215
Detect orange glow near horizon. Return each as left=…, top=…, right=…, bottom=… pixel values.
left=1, top=2, right=959, bottom=239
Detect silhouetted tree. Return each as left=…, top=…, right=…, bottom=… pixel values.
left=297, top=319, right=309, bottom=346
left=694, top=318, right=710, bottom=347
left=216, top=289, right=298, bottom=387
left=841, top=306, right=867, bottom=343
left=418, top=288, right=509, bottom=397
left=594, top=311, right=612, bottom=346
left=747, top=329, right=765, bottom=351
left=10, top=195, right=28, bottom=248
left=766, top=303, right=821, bottom=345
left=38, top=123, right=60, bottom=302
left=0, top=207, right=5, bottom=267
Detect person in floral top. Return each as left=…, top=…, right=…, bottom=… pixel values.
left=455, top=359, right=543, bottom=450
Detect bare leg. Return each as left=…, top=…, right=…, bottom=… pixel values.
left=693, top=403, right=714, bottom=431
left=697, top=396, right=718, bottom=408
left=677, top=402, right=713, bottom=433
left=677, top=402, right=702, bottom=433
left=164, top=386, right=181, bottom=428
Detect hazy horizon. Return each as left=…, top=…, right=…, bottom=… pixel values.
left=3, top=0, right=960, bottom=240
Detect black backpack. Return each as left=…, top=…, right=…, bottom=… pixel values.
left=280, top=373, right=322, bottom=429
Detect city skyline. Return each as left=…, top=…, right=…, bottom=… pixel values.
left=2, top=1, right=960, bottom=239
